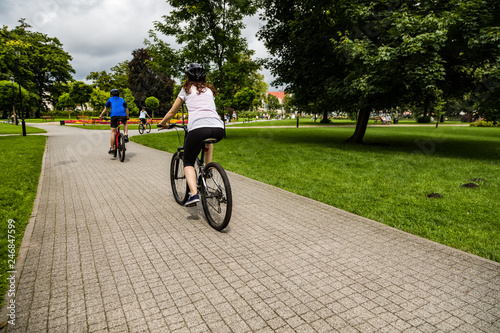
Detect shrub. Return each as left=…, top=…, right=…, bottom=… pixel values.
left=240, top=111, right=257, bottom=119
left=469, top=120, right=500, bottom=127
left=417, top=116, right=431, bottom=123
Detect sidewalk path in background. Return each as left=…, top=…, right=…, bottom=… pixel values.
left=3, top=123, right=499, bottom=332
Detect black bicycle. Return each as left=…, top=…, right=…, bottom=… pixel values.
left=114, top=124, right=126, bottom=162
left=160, top=123, right=232, bottom=231
left=138, top=118, right=151, bottom=134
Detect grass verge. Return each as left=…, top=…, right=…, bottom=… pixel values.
left=0, top=135, right=46, bottom=306
left=0, top=123, right=46, bottom=135
left=132, top=126, right=500, bottom=262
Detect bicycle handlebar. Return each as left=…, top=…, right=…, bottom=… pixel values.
left=157, top=123, right=187, bottom=131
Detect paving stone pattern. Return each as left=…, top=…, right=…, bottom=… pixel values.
left=4, top=123, right=499, bottom=332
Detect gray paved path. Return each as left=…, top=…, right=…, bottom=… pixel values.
left=3, top=123, right=499, bottom=332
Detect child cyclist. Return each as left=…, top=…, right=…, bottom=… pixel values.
left=100, top=89, right=129, bottom=154
left=158, top=63, right=225, bottom=206
left=139, top=106, right=150, bottom=126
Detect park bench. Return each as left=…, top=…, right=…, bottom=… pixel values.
left=42, top=116, right=54, bottom=121
left=374, top=116, right=381, bottom=123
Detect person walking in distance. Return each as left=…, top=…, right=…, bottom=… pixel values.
left=158, top=63, right=225, bottom=206
left=100, top=89, right=129, bottom=154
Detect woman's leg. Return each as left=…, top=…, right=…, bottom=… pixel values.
left=204, top=143, right=213, bottom=164
left=184, top=166, right=198, bottom=195
left=183, top=127, right=224, bottom=196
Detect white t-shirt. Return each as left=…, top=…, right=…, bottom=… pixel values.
left=178, top=86, right=224, bottom=131
left=139, top=110, right=147, bottom=119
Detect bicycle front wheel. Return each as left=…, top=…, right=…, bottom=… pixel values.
left=138, top=123, right=144, bottom=134
left=201, top=162, right=232, bottom=231
left=170, top=152, right=189, bottom=205
left=118, top=133, right=126, bottom=162
left=146, top=123, right=151, bottom=133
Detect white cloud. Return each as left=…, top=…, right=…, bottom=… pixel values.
left=1, top=0, right=280, bottom=90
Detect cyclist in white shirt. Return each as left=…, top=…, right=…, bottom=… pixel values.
left=139, top=107, right=150, bottom=126
left=158, top=63, right=224, bottom=206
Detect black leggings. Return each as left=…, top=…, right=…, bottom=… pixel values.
left=183, top=127, right=225, bottom=167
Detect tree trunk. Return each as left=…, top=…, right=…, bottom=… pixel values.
left=423, top=96, right=429, bottom=118
left=36, top=89, right=42, bottom=118
left=320, top=109, right=329, bottom=123
left=346, top=105, right=371, bottom=143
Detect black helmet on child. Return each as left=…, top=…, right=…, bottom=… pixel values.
left=184, top=63, right=206, bottom=81
left=110, top=89, right=119, bottom=96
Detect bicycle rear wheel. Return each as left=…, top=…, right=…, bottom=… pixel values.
left=146, top=123, right=151, bottom=133
left=170, top=152, right=189, bottom=205
left=138, top=123, right=144, bottom=134
left=118, top=133, right=126, bottom=162
left=201, top=162, right=232, bottom=231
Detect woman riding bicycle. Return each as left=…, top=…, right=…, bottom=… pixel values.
left=158, top=63, right=225, bottom=206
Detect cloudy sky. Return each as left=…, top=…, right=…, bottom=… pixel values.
left=1, top=0, right=281, bottom=90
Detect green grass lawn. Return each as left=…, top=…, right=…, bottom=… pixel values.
left=0, top=123, right=47, bottom=134
left=132, top=126, right=500, bottom=262
left=0, top=134, right=46, bottom=306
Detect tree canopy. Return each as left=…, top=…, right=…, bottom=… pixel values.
left=149, top=0, right=265, bottom=110
left=259, top=0, right=500, bottom=142
left=1, top=19, right=74, bottom=118
left=0, top=80, right=30, bottom=118
left=69, top=81, right=93, bottom=113
left=86, top=61, right=130, bottom=93
left=128, top=48, right=175, bottom=116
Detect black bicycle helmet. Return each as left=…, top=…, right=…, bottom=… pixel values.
left=110, top=89, right=119, bottom=96
left=184, top=63, right=206, bottom=81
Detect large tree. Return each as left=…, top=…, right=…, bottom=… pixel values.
left=128, top=48, right=175, bottom=116
left=89, top=88, right=109, bottom=113
left=1, top=19, right=74, bottom=118
left=217, top=51, right=264, bottom=109
left=150, top=0, right=260, bottom=108
left=259, top=0, right=500, bottom=142
left=336, top=0, right=500, bottom=140
left=87, top=61, right=130, bottom=93
left=0, top=80, right=30, bottom=119
left=69, top=81, right=93, bottom=116
left=258, top=0, right=344, bottom=123
left=233, top=87, right=258, bottom=111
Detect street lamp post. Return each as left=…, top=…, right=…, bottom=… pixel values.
left=15, top=55, right=27, bottom=136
